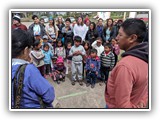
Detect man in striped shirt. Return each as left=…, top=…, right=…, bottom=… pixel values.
left=100, top=43, right=115, bottom=86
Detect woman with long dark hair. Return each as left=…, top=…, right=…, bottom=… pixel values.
left=103, top=18, right=114, bottom=43
left=45, top=17, right=59, bottom=42
left=56, top=16, right=65, bottom=39
left=85, top=22, right=98, bottom=45
left=73, top=16, right=88, bottom=43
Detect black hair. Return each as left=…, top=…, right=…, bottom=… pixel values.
left=74, top=36, right=82, bottom=42
left=83, top=41, right=91, bottom=50
left=40, top=18, right=44, bottom=21
left=49, top=18, right=56, bottom=33
left=90, top=49, right=97, bottom=54
left=90, top=22, right=96, bottom=30
left=98, top=18, right=103, bottom=22
left=105, top=18, right=113, bottom=30
left=43, top=43, right=49, bottom=49
left=57, top=38, right=64, bottom=47
left=12, top=29, right=33, bottom=58
left=121, top=18, right=146, bottom=43
left=65, top=18, right=71, bottom=23
left=104, top=43, right=112, bottom=49
left=32, top=15, right=38, bottom=20
left=77, top=16, right=84, bottom=26
left=33, top=40, right=40, bottom=48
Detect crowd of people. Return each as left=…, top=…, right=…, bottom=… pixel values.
left=11, top=13, right=149, bottom=108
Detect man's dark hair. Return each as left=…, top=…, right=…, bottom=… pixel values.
left=65, top=18, right=71, bottom=23
left=104, top=43, right=112, bottom=49
left=32, top=15, right=38, bottom=20
left=98, top=18, right=103, bottom=22
left=40, top=18, right=44, bottom=21
left=121, top=18, right=147, bottom=43
left=90, top=49, right=97, bottom=54
left=74, top=36, right=82, bottom=42
left=33, top=40, right=40, bottom=48
left=12, top=29, right=33, bottom=58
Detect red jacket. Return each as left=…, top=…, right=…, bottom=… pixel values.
left=12, top=24, right=27, bottom=31
left=105, top=43, right=148, bottom=108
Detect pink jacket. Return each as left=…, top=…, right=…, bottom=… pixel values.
left=105, top=55, right=148, bottom=108
left=113, top=44, right=120, bottom=55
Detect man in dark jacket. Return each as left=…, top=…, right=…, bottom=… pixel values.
left=28, top=15, right=46, bottom=38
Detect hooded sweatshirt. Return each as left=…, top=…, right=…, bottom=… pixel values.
left=105, top=42, right=148, bottom=108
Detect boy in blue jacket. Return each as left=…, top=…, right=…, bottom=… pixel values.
left=85, top=49, right=101, bottom=88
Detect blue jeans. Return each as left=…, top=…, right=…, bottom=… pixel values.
left=86, top=71, right=97, bottom=85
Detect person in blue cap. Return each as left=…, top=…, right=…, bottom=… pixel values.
left=45, top=17, right=59, bottom=43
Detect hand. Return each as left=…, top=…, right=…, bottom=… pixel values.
left=96, top=71, right=98, bottom=75
left=77, top=51, right=82, bottom=55
left=137, top=101, right=145, bottom=108
left=73, top=51, right=78, bottom=56
left=53, top=38, right=56, bottom=42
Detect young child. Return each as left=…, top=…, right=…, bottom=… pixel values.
left=30, top=40, right=45, bottom=76
left=83, top=41, right=91, bottom=76
left=111, top=38, right=120, bottom=66
left=55, top=39, right=66, bottom=59
left=51, top=56, right=66, bottom=84
left=91, top=37, right=104, bottom=57
left=34, top=32, right=43, bottom=46
left=85, top=49, right=100, bottom=88
left=65, top=42, right=72, bottom=75
left=69, top=36, right=86, bottom=86
left=42, top=35, right=54, bottom=53
left=42, top=43, right=54, bottom=78
left=100, top=43, right=115, bottom=86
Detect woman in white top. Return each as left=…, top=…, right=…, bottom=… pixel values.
left=73, top=16, right=88, bottom=42
left=45, top=17, right=59, bottom=42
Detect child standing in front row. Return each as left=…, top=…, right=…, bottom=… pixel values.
left=30, top=40, right=45, bottom=76
left=69, top=36, right=86, bottom=86
left=55, top=39, right=66, bottom=59
left=85, top=49, right=100, bottom=88
left=82, top=41, right=91, bottom=76
left=100, top=43, right=115, bottom=86
left=65, top=42, right=72, bottom=74
left=42, top=43, right=54, bottom=78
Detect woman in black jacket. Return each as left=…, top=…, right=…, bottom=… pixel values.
left=57, top=16, right=65, bottom=39
left=85, top=22, right=98, bottom=45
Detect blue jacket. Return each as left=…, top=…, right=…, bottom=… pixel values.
left=42, top=50, right=53, bottom=64
left=12, top=59, right=55, bottom=108
left=85, top=56, right=101, bottom=72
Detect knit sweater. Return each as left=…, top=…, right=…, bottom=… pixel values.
left=100, top=51, right=115, bottom=68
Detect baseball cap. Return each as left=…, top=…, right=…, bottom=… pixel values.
left=43, top=35, right=48, bottom=39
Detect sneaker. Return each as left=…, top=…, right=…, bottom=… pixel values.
left=99, top=81, right=103, bottom=86
left=79, top=81, right=83, bottom=86
left=91, top=84, right=95, bottom=88
left=72, top=81, right=75, bottom=85
left=62, top=78, right=65, bottom=82
left=86, top=83, right=90, bottom=87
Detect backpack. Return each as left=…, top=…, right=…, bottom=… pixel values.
left=13, top=64, right=46, bottom=108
